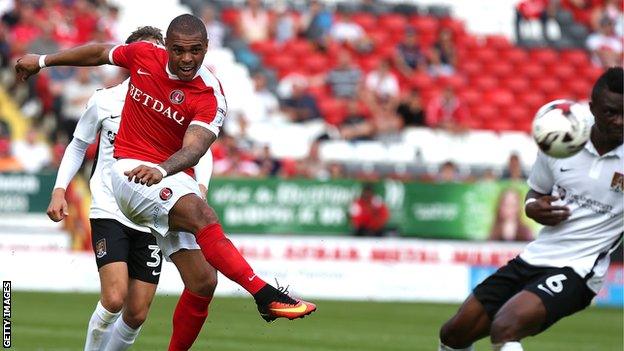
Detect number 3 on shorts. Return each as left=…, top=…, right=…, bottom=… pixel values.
left=537, top=273, right=568, bottom=296
left=147, top=244, right=161, bottom=268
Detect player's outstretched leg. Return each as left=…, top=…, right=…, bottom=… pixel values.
left=438, top=295, right=491, bottom=350
left=168, top=250, right=217, bottom=351
left=489, top=290, right=546, bottom=346
left=169, top=195, right=317, bottom=322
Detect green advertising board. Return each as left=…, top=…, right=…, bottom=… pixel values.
left=208, top=178, right=539, bottom=240
left=0, top=172, right=56, bottom=213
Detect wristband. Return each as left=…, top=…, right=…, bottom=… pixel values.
left=154, top=165, right=168, bottom=178
left=525, top=198, right=537, bottom=206
left=38, top=55, right=47, bottom=69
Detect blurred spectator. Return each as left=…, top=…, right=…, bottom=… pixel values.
left=349, top=183, right=390, bottom=237
left=425, top=87, right=468, bottom=133
left=368, top=99, right=403, bottom=142
left=13, top=127, right=51, bottom=173
left=0, top=137, right=22, bottom=173
left=301, top=0, right=333, bottom=46
left=502, top=153, right=527, bottom=180
left=0, top=120, right=10, bottom=138
left=248, top=72, right=280, bottom=123
left=330, top=12, right=373, bottom=53
left=481, top=168, right=500, bottom=182
left=238, top=0, right=269, bottom=43
left=60, top=67, right=101, bottom=137
left=73, top=0, right=99, bottom=45
left=586, top=16, right=623, bottom=67
left=273, top=3, right=296, bottom=44
left=28, top=22, right=59, bottom=55
left=50, top=132, right=69, bottom=170
left=393, top=29, right=427, bottom=77
left=326, top=51, right=362, bottom=99
left=429, top=29, right=457, bottom=76
left=336, top=99, right=374, bottom=141
left=489, top=188, right=534, bottom=241
left=201, top=5, right=226, bottom=49
left=590, top=0, right=624, bottom=34
left=214, top=146, right=260, bottom=177
left=364, top=59, right=400, bottom=101
left=297, top=139, right=328, bottom=179
left=433, top=160, right=463, bottom=183
left=396, top=89, right=426, bottom=127
left=99, top=5, right=122, bottom=43
left=561, top=0, right=595, bottom=29
left=281, top=80, right=322, bottom=123
left=515, top=0, right=547, bottom=44
left=0, top=23, right=9, bottom=68
left=256, top=145, right=281, bottom=177
left=224, top=24, right=261, bottom=71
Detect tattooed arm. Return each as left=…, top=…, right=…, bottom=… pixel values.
left=124, top=125, right=217, bottom=186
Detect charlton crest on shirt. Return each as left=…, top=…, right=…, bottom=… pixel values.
left=170, top=90, right=185, bottom=104
left=610, top=172, right=624, bottom=193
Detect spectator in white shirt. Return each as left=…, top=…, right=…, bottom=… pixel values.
left=12, top=127, right=51, bottom=173
left=365, top=59, right=399, bottom=102
left=586, top=16, right=623, bottom=68
left=201, top=5, right=225, bottom=49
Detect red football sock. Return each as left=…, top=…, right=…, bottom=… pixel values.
left=168, top=288, right=212, bottom=351
left=196, top=223, right=266, bottom=294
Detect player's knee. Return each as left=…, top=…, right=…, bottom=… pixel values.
left=100, top=291, right=126, bottom=313
left=439, top=318, right=471, bottom=348
left=490, top=316, right=522, bottom=343
left=187, top=269, right=218, bottom=297
left=123, top=308, right=149, bottom=329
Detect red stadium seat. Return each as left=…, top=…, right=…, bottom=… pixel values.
left=305, top=54, right=330, bottom=74
left=472, top=75, right=498, bottom=91
left=463, top=116, right=484, bottom=130
left=408, top=72, right=435, bottom=89
left=459, top=60, right=482, bottom=78
left=352, top=12, right=377, bottom=32
left=485, top=89, right=514, bottom=108
left=502, top=77, right=530, bottom=93
left=472, top=104, right=498, bottom=121
left=533, top=77, right=560, bottom=94
left=487, top=61, right=514, bottom=78
left=409, top=16, right=438, bottom=34
left=507, top=105, right=532, bottom=122
left=458, top=88, right=481, bottom=106
left=379, top=14, right=408, bottom=32
left=485, top=35, right=512, bottom=49
left=559, top=49, right=590, bottom=67
left=547, top=63, right=576, bottom=80
left=529, top=48, right=559, bottom=66
left=469, top=47, right=498, bottom=65
left=358, top=56, right=382, bottom=72
left=249, top=40, right=279, bottom=56
left=220, top=7, right=240, bottom=26
left=436, top=74, right=466, bottom=89
left=486, top=119, right=514, bottom=132
left=285, top=40, right=314, bottom=58
left=567, top=80, right=592, bottom=100
left=318, top=98, right=347, bottom=125
left=519, top=62, right=544, bottom=79
left=264, top=54, right=297, bottom=77
left=499, top=47, right=529, bottom=65
left=439, top=18, right=465, bottom=36
left=518, top=92, right=545, bottom=111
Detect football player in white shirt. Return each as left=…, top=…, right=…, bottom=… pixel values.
left=47, top=27, right=216, bottom=351
left=438, top=67, right=623, bottom=351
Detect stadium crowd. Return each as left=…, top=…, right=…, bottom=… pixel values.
left=0, top=0, right=621, bottom=182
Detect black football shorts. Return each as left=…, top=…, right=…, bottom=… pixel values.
left=90, top=218, right=162, bottom=284
left=473, top=256, right=595, bottom=331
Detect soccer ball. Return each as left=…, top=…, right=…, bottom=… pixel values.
left=531, top=99, right=591, bottom=158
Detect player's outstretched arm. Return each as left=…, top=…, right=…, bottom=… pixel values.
left=525, top=189, right=571, bottom=226
left=125, top=125, right=217, bottom=186
left=15, top=43, right=114, bottom=81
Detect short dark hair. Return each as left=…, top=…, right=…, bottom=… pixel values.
left=591, top=66, right=623, bottom=101
left=125, top=26, right=164, bottom=45
left=166, top=14, right=207, bottom=42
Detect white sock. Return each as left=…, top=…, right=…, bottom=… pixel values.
left=492, top=342, right=524, bottom=351
left=439, top=341, right=475, bottom=351
left=84, top=301, right=121, bottom=351
left=103, top=317, right=142, bottom=351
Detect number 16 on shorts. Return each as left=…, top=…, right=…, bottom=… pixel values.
left=538, top=274, right=568, bottom=296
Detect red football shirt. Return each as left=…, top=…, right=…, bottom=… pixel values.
left=109, top=41, right=227, bottom=175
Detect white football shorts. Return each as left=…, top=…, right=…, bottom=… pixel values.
left=111, top=158, right=202, bottom=237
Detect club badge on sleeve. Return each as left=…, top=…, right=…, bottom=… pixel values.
left=610, top=172, right=624, bottom=193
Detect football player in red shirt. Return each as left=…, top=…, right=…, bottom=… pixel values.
left=16, top=14, right=316, bottom=350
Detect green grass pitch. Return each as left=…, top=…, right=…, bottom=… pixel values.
left=9, top=291, right=623, bottom=350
